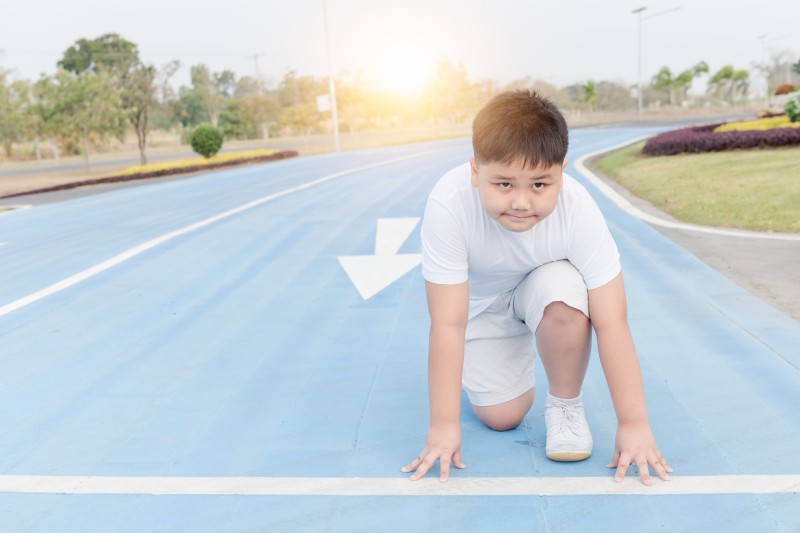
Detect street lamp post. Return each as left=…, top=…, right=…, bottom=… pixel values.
left=632, top=6, right=681, bottom=121
left=632, top=7, right=646, bottom=121
left=322, top=0, right=341, bottom=153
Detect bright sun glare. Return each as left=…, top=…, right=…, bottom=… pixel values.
left=370, top=42, right=435, bottom=98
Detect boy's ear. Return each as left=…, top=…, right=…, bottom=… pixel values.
left=562, top=160, right=568, bottom=170
left=470, top=157, right=479, bottom=187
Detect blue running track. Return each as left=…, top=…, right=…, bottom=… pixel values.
left=1, top=130, right=799, bottom=532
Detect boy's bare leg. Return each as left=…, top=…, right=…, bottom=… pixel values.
left=535, top=301, right=591, bottom=398
left=469, top=301, right=589, bottom=431
left=471, top=388, right=534, bottom=431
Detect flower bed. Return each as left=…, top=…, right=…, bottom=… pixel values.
left=714, top=115, right=800, bottom=132
left=113, top=149, right=297, bottom=178
left=642, top=123, right=800, bottom=156
left=0, top=149, right=299, bottom=200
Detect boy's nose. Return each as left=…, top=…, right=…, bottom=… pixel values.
left=511, top=191, right=531, bottom=211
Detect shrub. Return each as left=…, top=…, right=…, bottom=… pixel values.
left=643, top=123, right=800, bottom=156
left=190, top=125, right=224, bottom=158
left=714, top=116, right=800, bottom=132
left=785, top=92, right=800, bottom=123
left=775, top=83, right=796, bottom=96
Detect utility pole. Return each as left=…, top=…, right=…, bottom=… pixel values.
left=246, top=52, right=270, bottom=142
left=322, top=0, right=341, bottom=153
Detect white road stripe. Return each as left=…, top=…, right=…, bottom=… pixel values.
left=0, top=153, right=432, bottom=318
left=574, top=138, right=800, bottom=242
left=0, top=475, right=798, bottom=496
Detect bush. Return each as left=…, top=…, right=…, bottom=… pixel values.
left=643, top=123, right=800, bottom=156
left=190, top=125, right=224, bottom=158
left=785, top=92, right=800, bottom=123
left=775, top=83, right=796, bottom=96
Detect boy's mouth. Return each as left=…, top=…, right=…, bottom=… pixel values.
left=505, top=213, right=535, bottom=222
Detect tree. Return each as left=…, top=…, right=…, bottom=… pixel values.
left=36, top=69, right=126, bottom=173
left=420, top=61, right=476, bottom=134
left=674, top=61, right=709, bottom=103
left=580, top=80, right=597, bottom=113
left=58, top=33, right=140, bottom=78
left=0, top=70, right=29, bottom=158
left=707, top=66, right=749, bottom=104
left=652, top=62, right=708, bottom=108
left=219, top=99, right=259, bottom=139
left=240, top=93, right=279, bottom=140
left=183, top=64, right=234, bottom=126
left=122, top=64, right=157, bottom=164
left=595, top=81, right=635, bottom=112
left=59, top=34, right=172, bottom=165
left=275, top=69, right=325, bottom=142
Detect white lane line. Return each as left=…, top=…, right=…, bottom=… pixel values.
left=574, top=138, right=800, bottom=242
left=0, top=475, right=798, bottom=496
left=0, top=153, right=433, bottom=318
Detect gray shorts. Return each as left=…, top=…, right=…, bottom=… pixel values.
left=463, top=260, right=589, bottom=407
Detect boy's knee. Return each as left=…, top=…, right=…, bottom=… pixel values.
left=471, top=389, right=534, bottom=431
left=542, top=301, right=589, bottom=330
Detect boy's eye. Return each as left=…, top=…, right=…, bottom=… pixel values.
left=498, top=182, right=512, bottom=190
left=533, top=183, right=545, bottom=190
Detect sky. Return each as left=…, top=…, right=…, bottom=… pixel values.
left=1, top=0, right=798, bottom=96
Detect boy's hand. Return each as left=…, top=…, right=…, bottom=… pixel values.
left=402, top=423, right=465, bottom=482
left=607, top=422, right=673, bottom=485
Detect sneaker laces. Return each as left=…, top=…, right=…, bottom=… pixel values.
left=548, top=400, right=584, bottom=437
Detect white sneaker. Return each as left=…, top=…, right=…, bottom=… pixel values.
left=545, top=399, right=593, bottom=462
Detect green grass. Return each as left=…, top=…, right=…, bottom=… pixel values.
left=593, top=142, right=800, bottom=233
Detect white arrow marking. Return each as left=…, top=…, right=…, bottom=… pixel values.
left=338, top=217, right=421, bottom=300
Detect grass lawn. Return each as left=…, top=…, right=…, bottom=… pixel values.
left=593, top=142, right=800, bottom=233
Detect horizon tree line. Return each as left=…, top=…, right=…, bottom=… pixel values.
left=2, top=33, right=798, bottom=167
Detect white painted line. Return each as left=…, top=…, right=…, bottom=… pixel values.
left=0, top=475, right=798, bottom=496
left=574, top=138, right=800, bottom=242
left=0, top=153, right=433, bottom=318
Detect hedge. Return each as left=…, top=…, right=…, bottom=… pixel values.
left=642, top=123, right=800, bottom=156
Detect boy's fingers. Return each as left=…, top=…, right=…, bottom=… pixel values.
left=649, top=454, right=671, bottom=481
left=453, top=451, right=466, bottom=469
left=654, top=448, right=673, bottom=473
left=401, top=452, right=426, bottom=473
left=607, top=449, right=621, bottom=468
left=439, top=454, right=450, bottom=482
left=409, top=452, right=437, bottom=481
left=635, top=457, right=652, bottom=486
left=614, top=455, right=632, bottom=481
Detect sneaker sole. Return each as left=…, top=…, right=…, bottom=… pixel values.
left=546, top=451, right=592, bottom=462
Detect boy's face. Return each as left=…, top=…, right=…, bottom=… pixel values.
left=470, top=157, right=567, bottom=233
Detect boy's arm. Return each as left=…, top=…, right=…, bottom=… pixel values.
left=402, top=280, right=469, bottom=482
left=588, top=273, right=673, bottom=485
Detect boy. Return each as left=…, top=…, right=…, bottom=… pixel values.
left=401, top=91, right=672, bottom=486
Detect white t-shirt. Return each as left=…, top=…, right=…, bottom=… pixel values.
left=421, top=163, right=621, bottom=319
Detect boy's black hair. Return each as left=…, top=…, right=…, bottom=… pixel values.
left=472, top=90, right=569, bottom=169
